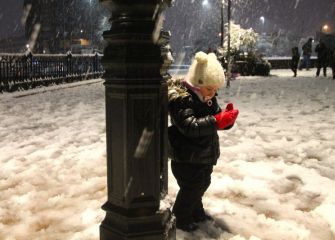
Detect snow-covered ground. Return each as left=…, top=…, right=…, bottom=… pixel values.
left=0, top=69, right=334, bottom=240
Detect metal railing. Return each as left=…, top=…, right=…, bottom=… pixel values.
left=0, top=52, right=104, bottom=93
left=168, top=57, right=319, bottom=75
left=264, top=56, right=317, bottom=69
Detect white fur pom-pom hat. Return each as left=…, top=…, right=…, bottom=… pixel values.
left=186, top=51, right=225, bottom=88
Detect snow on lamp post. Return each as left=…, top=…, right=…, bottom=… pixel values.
left=98, top=0, right=176, bottom=239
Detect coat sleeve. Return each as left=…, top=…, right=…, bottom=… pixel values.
left=169, top=99, right=218, bottom=138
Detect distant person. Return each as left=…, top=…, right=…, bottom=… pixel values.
left=315, top=40, right=329, bottom=77
left=299, top=38, right=313, bottom=70
left=331, top=49, right=335, bottom=80
left=291, top=47, right=300, bottom=77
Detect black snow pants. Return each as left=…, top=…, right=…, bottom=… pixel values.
left=316, top=58, right=328, bottom=77
left=171, top=161, right=213, bottom=224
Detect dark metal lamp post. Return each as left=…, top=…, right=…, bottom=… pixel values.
left=220, top=0, right=224, bottom=47
left=226, top=0, right=231, bottom=88
left=99, top=0, right=175, bottom=239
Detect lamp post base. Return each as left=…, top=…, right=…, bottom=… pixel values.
left=100, top=206, right=175, bottom=240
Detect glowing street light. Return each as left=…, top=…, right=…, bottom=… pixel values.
left=322, top=24, right=329, bottom=33
left=260, top=16, right=265, bottom=24
left=202, top=0, right=209, bottom=7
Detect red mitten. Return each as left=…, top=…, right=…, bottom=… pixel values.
left=214, top=109, right=239, bottom=129
left=225, top=103, right=234, bottom=111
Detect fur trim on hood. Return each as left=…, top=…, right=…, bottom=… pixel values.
left=167, top=78, right=190, bottom=102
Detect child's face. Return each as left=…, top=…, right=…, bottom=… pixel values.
left=199, top=85, right=219, bottom=100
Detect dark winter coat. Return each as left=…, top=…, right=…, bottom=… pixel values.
left=167, top=79, right=221, bottom=165
left=315, top=42, right=329, bottom=64
left=331, top=50, right=335, bottom=67
left=291, top=49, right=300, bottom=69
left=302, top=41, right=312, bottom=56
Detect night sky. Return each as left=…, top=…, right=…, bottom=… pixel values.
left=233, top=0, right=335, bottom=35
left=0, top=0, right=334, bottom=41
left=0, top=0, right=24, bottom=39
left=164, top=0, right=335, bottom=35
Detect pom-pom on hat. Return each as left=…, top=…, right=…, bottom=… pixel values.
left=186, top=51, right=225, bottom=88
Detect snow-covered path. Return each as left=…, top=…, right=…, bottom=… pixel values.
left=0, top=69, right=335, bottom=240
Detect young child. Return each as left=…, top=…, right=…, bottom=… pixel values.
left=167, top=51, right=239, bottom=232
left=331, top=49, right=335, bottom=80
left=291, top=47, right=300, bottom=77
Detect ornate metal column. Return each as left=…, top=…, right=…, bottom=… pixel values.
left=99, top=1, right=175, bottom=239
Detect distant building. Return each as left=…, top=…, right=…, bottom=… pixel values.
left=0, top=36, right=27, bottom=53
left=23, top=0, right=106, bottom=54
left=23, top=0, right=60, bottom=53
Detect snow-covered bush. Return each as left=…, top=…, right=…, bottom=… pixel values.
left=223, top=22, right=259, bottom=54
left=219, top=22, right=270, bottom=76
